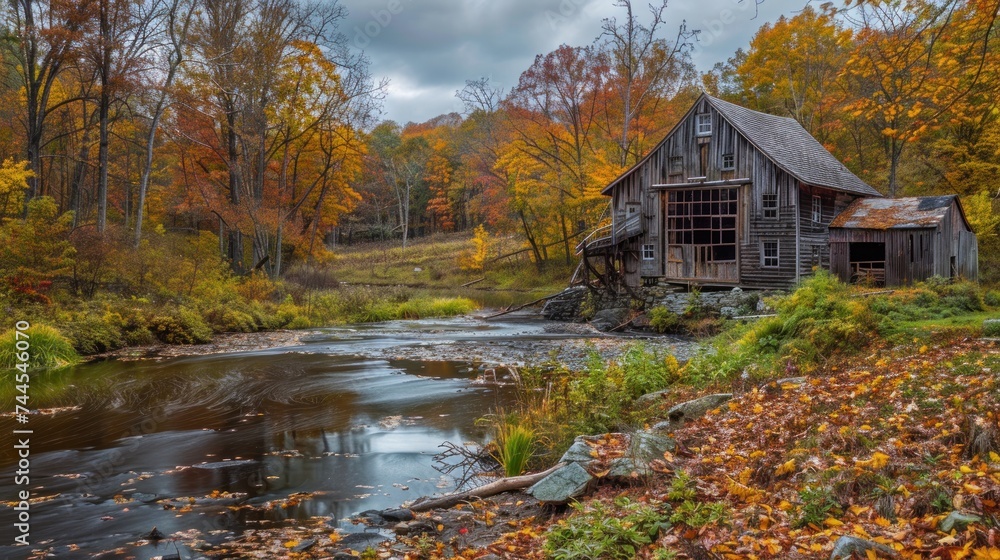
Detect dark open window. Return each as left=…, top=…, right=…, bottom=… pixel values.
left=848, top=242, right=886, bottom=285
left=666, top=188, right=738, bottom=263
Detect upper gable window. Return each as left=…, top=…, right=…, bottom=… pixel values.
left=696, top=113, right=712, bottom=136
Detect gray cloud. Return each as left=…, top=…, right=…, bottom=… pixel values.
left=337, top=0, right=808, bottom=125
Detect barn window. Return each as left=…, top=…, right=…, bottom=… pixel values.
left=812, top=196, right=822, bottom=222
left=762, top=192, right=778, bottom=219
left=720, top=153, right=735, bottom=170
left=669, top=156, right=683, bottom=174
left=666, top=187, right=738, bottom=263
left=642, top=244, right=655, bottom=260
left=762, top=240, right=779, bottom=268
left=696, top=113, right=712, bottom=136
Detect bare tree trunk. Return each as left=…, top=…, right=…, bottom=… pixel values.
left=135, top=0, right=191, bottom=247
left=96, top=0, right=112, bottom=233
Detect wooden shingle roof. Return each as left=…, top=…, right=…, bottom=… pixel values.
left=829, top=195, right=965, bottom=230
left=602, top=93, right=883, bottom=197
left=706, top=96, right=882, bottom=197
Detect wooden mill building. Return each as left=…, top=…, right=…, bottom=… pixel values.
left=581, top=93, right=979, bottom=289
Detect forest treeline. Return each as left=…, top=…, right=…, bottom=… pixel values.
left=1, top=0, right=999, bottom=292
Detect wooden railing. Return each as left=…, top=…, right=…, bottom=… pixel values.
left=575, top=213, right=642, bottom=255
left=850, top=261, right=886, bottom=285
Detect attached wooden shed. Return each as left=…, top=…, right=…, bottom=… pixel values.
left=828, top=195, right=978, bottom=286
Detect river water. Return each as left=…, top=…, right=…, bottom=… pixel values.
left=0, top=316, right=620, bottom=559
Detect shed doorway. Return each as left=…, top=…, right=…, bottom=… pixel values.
left=848, top=242, right=886, bottom=285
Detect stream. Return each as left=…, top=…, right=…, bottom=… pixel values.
left=0, top=316, right=693, bottom=559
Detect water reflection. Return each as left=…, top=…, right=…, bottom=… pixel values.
left=0, top=318, right=552, bottom=557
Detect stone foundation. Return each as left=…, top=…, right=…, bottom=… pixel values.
left=542, top=283, right=771, bottom=324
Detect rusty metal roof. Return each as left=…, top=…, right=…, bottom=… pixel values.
left=829, top=196, right=957, bottom=229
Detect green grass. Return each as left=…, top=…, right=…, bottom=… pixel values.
left=0, top=324, right=80, bottom=370
left=345, top=296, right=478, bottom=323
left=888, top=311, right=994, bottom=332
left=330, top=232, right=575, bottom=301
left=494, top=421, right=536, bottom=477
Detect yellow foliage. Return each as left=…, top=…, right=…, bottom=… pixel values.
left=962, top=191, right=1000, bottom=240
left=855, top=451, right=890, bottom=470
left=0, top=159, right=33, bottom=219
left=458, top=224, right=490, bottom=271
left=775, top=459, right=796, bottom=476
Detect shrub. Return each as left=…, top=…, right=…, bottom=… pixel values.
left=236, top=271, right=278, bottom=302
left=147, top=307, right=213, bottom=344
left=544, top=497, right=669, bottom=560
left=649, top=306, right=681, bottom=333
left=619, top=343, right=679, bottom=398
left=63, top=313, right=124, bottom=354
left=685, top=270, right=876, bottom=381
left=984, top=290, right=1000, bottom=308
left=0, top=324, right=79, bottom=369
left=202, top=304, right=258, bottom=333
left=668, top=500, right=730, bottom=528
left=793, top=484, right=842, bottom=528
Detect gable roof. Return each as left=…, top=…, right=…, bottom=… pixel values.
left=602, top=93, right=882, bottom=197
left=829, top=195, right=968, bottom=230
left=707, top=96, right=882, bottom=197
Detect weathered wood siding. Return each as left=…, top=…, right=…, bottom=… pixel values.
left=797, top=186, right=859, bottom=280
left=607, top=97, right=874, bottom=289
left=829, top=200, right=978, bottom=285
left=611, top=97, right=807, bottom=287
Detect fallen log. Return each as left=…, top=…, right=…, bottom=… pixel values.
left=483, top=292, right=564, bottom=319
left=407, top=463, right=565, bottom=512
left=460, top=277, right=485, bottom=288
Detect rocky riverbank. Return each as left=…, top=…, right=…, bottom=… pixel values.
left=95, top=311, right=699, bottom=368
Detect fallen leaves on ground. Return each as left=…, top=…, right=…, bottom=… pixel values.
left=178, top=336, right=1000, bottom=559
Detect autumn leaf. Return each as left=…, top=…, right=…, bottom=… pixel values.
left=775, top=459, right=797, bottom=477
left=855, top=451, right=890, bottom=470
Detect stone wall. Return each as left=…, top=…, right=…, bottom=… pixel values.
left=639, top=286, right=762, bottom=318
left=542, top=284, right=770, bottom=324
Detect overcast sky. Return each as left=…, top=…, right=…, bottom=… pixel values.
left=337, top=0, right=809, bottom=125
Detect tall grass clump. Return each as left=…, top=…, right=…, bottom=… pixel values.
left=492, top=418, right=536, bottom=477
left=0, top=324, right=80, bottom=369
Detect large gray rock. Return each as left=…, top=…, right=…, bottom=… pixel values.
left=559, top=437, right=599, bottom=463
left=591, top=308, right=630, bottom=331
left=527, top=461, right=594, bottom=503
left=636, top=389, right=672, bottom=406
left=665, top=393, right=733, bottom=426
left=830, top=536, right=899, bottom=559
left=629, top=430, right=676, bottom=463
